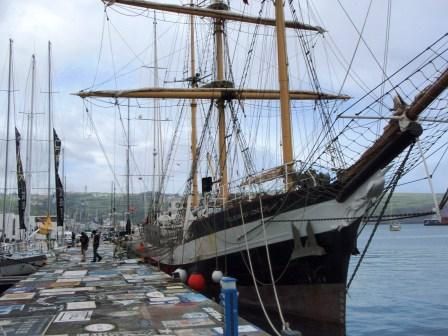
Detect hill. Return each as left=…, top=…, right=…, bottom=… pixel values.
left=0, top=192, right=442, bottom=224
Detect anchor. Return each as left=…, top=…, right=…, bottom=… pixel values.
left=290, top=221, right=326, bottom=260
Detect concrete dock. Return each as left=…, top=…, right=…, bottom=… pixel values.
left=0, top=242, right=268, bottom=335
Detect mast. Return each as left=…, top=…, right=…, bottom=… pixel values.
left=151, top=10, right=159, bottom=219
left=62, top=146, right=65, bottom=234
left=47, top=41, right=52, bottom=217
left=210, top=0, right=228, bottom=204
left=126, top=99, right=131, bottom=233
left=24, top=55, right=36, bottom=235
left=274, top=0, right=294, bottom=188
left=110, top=181, right=117, bottom=232
left=190, top=0, right=199, bottom=208
left=2, top=39, right=13, bottom=241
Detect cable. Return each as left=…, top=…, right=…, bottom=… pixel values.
left=239, top=202, right=282, bottom=336
left=347, top=143, right=414, bottom=289
left=83, top=101, right=123, bottom=192
left=258, top=196, right=287, bottom=329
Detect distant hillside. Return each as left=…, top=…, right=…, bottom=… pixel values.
left=381, top=193, right=443, bottom=223
left=0, top=192, right=443, bottom=224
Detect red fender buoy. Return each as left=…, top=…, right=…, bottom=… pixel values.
left=137, top=242, right=145, bottom=253
left=187, top=272, right=206, bottom=292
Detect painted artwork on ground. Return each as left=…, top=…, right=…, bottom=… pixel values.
left=0, top=240, right=268, bottom=336
left=161, top=318, right=215, bottom=329
left=0, top=292, right=35, bottom=301
left=66, top=301, right=96, bottom=310
left=0, top=315, right=53, bottom=335
left=0, top=304, right=24, bottom=315
left=54, top=310, right=93, bottom=322
left=84, top=323, right=116, bottom=332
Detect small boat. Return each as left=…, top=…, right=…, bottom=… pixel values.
left=0, top=254, right=45, bottom=276
left=424, top=207, right=448, bottom=225
left=423, top=218, right=448, bottom=226
left=389, top=222, right=401, bottom=231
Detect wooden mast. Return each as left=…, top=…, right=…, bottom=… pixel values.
left=211, top=1, right=228, bottom=204
left=190, top=1, right=199, bottom=208
left=274, top=0, right=293, bottom=189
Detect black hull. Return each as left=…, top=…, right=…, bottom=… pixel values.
left=145, top=218, right=360, bottom=335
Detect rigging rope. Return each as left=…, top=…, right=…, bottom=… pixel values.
left=347, top=143, right=415, bottom=289
left=82, top=101, right=123, bottom=192
left=289, top=0, right=346, bottom=168
left=258, top=196, right=287, bottom=329
left=239, top=202, right=283, bottom=336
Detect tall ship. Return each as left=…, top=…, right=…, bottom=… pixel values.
left=78, top=1, right=448, bottom=334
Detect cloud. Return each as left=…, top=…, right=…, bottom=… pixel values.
left=1, top=0, right=447, bottom=196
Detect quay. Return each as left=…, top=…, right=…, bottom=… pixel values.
left=0, top=242, right=268, bottom=335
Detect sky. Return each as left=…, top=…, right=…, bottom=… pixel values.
left=0, top=0, right=447, bottom=197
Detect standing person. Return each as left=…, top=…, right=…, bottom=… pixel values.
left=92, top=230, right=102, bottom=262
left=71, top=231, right=76, bottom=247
left=80, top=232, right=89, bottom=262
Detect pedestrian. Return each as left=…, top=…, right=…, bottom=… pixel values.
left=92, top=230, right=102, bottom=262
left=71, top=231, right=76, bottom=247
left=80, top=232, right=89, bottom=262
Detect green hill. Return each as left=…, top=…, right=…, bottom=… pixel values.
left=0, top=192, right=443, bottom=224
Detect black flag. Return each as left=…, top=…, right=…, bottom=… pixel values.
left=126, top=218, right=131, bottom=235
left=15, top=128, right=27, bottom=231
left=53, top=129, right=64, bottom=227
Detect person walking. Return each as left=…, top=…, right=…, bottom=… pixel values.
left=80, top=232, right=89, bottom=262
left=92, top=230, right=102, bottom=262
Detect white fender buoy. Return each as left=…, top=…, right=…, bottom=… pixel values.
left=173, top=268, right=187, bottom=283
left=212, top=270, right=223, bottom=283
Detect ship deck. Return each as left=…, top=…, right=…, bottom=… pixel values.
left=0, top=241, right=268, bottom=335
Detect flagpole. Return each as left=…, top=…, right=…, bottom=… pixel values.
left=2, top=39, right=13, bottom=242
left=48, top=41, right=54, bottom=246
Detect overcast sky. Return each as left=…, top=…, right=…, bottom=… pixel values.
left=0, top=0, right=447, bottom=197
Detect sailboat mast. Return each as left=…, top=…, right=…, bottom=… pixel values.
left=212, top=2, right=228, bottom=204
left=126, top=99, right=131, bottom=229
left=24, top=55, right=36, bottom=234
left=47, top=41, right=52, bottom=215
left=111, top=181, right=116, bottom=230
left=274, top=0, right=294, bottom=187
left=190, top=1, right=199, bottom=208
left=151, top=10, right=159, bottom=217
left=2, top=39, right=13, bottom=241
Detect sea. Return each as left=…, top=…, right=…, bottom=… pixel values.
left=346, top=224, right=448, bottom=336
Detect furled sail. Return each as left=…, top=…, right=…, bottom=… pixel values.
left=53, top=129, right=64, bottom=227
left=15, top=127, right=26, bottom=231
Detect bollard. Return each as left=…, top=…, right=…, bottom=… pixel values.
left=220, top=277, right=238, bottom=336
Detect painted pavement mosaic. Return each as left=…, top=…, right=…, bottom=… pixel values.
left=0, top=242, right=268, bottom=336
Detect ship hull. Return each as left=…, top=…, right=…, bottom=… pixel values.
left=140, top=171, right=385, bottom=334
left=143, top=215, right=362, bottom=335
left=176, top=219, right=358, bottom=335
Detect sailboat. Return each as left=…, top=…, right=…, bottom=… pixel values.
left=0, top=42, right=48, bottom=281
left=77, top=1, right=448, bottom=334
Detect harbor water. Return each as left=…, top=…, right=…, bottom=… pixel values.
left=347, top=224, right=448, bottom=335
